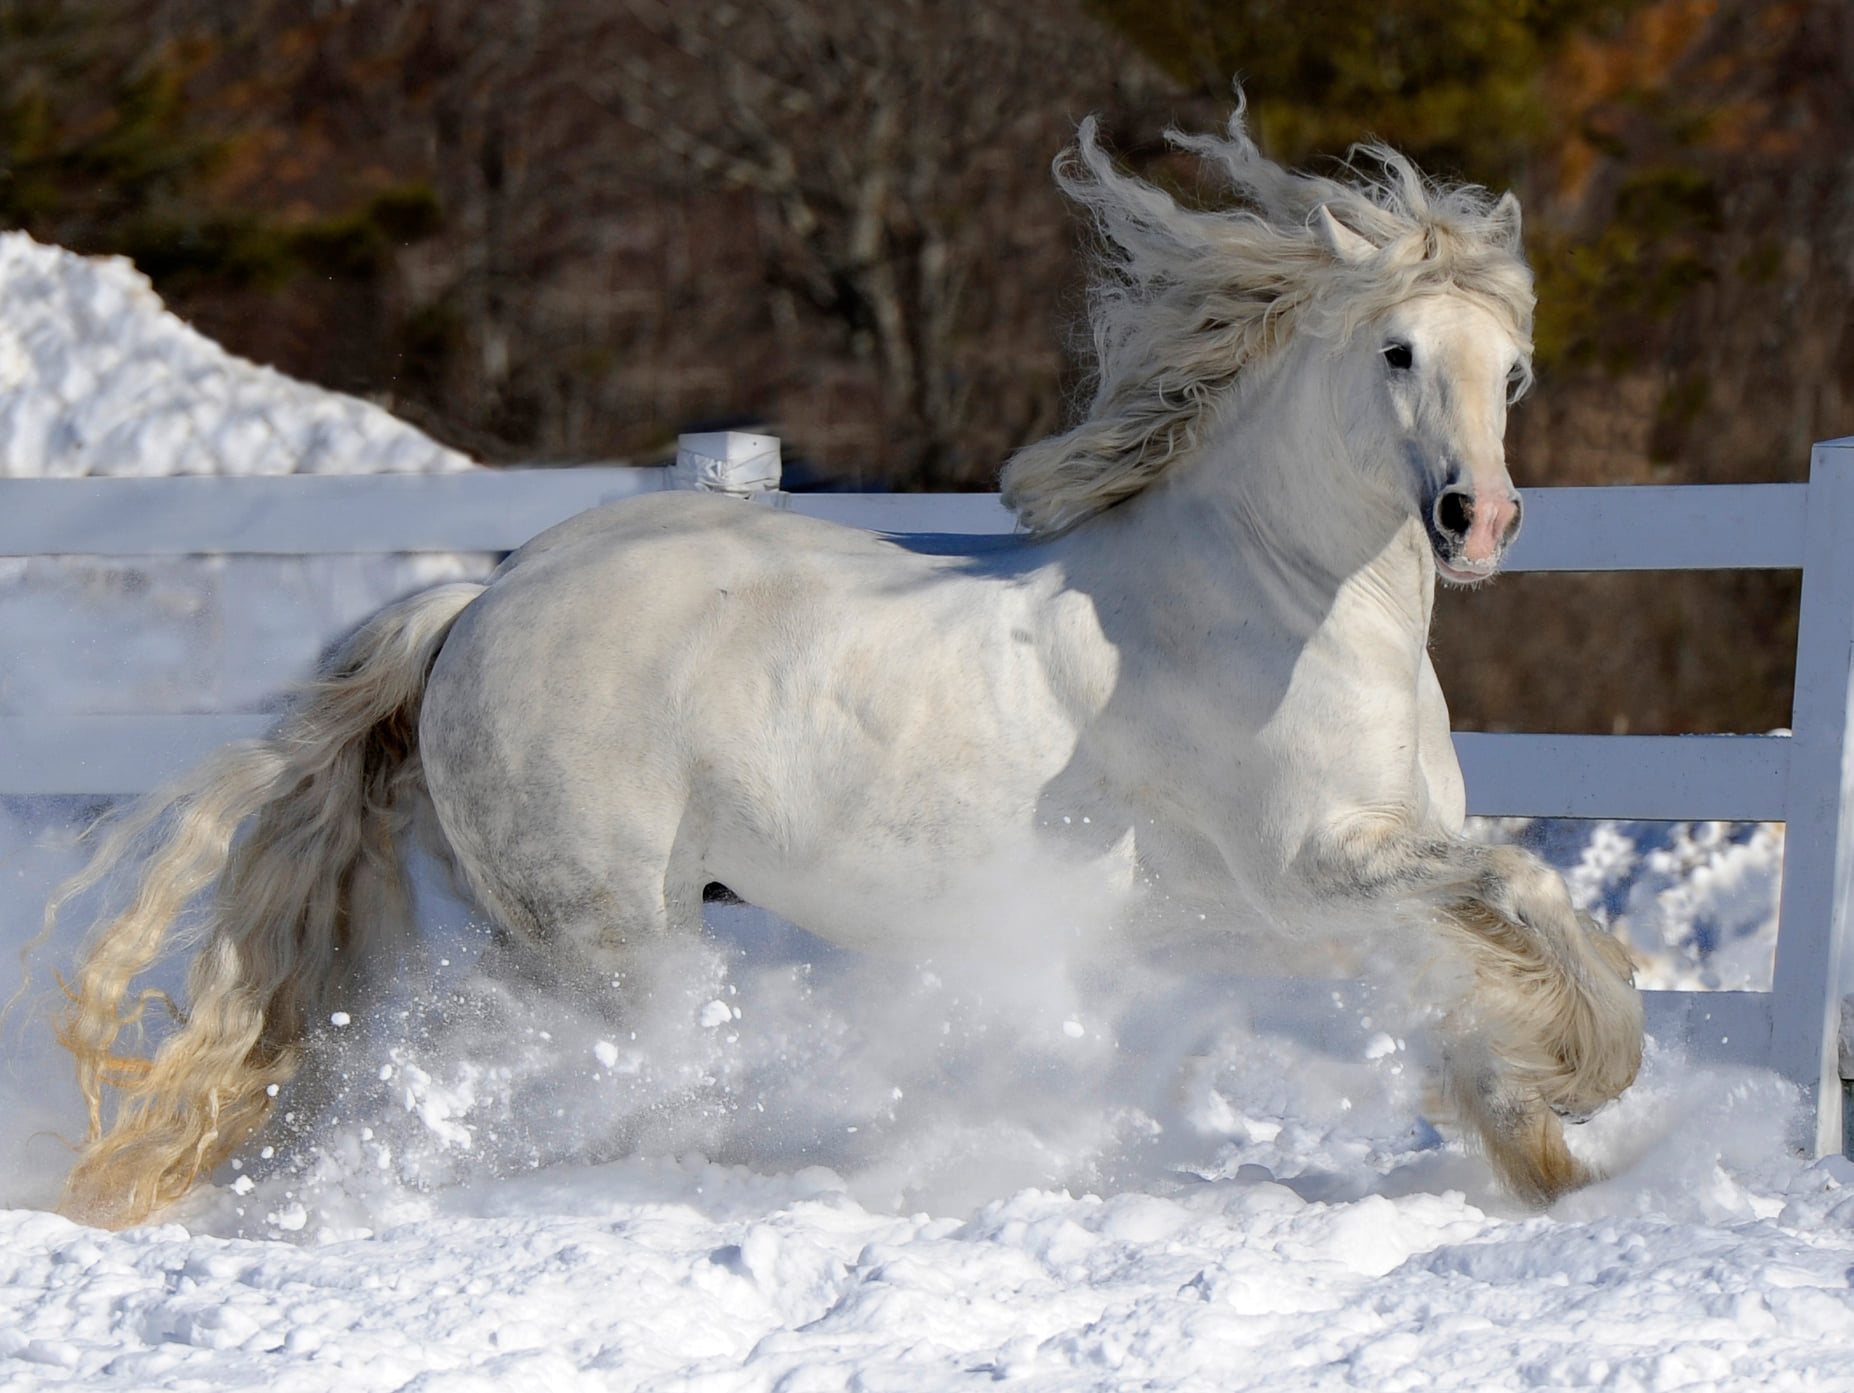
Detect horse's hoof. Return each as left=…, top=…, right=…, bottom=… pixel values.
left=1550, top=1095, right=1618, bottom=1125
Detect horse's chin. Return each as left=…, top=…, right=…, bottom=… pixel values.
left=1433, top=552, right=1501, bottom=586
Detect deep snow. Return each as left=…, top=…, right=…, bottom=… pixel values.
left=2, top=233, right=1845, bottom=1393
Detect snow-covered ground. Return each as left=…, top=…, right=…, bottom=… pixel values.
left=3, top=235, right=1848, bottom=1392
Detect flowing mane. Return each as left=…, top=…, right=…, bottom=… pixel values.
left=1000, top=102, right=1537, bottom=536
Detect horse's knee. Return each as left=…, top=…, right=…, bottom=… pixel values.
left=1473, top=845, right=1578, bottom=938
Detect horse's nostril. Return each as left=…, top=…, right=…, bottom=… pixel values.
left=1503, top=494, right=1523, bottom=544
left=1434, top=488, right=1474, bottom=541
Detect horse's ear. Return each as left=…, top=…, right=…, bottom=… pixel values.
left=1315, top=204, right=1377, bottom=264
left=1489, top=191, right=1524, bottom=248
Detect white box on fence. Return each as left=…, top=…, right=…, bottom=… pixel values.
left=672, top=432, right=782, bottom=496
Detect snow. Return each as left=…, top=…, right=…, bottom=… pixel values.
left=0, top=232, right=473, bottom=480
left=1500, top=817, right=1784, bottom=993
left=4, top=1046, right=1854, bottom=1390
left=3, top=235, right=1849, bottom=1391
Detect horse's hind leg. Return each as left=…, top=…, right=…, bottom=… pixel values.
left=433, top=791, right=712, bottom=1021
left=458, top=852, right=703, bottom=1008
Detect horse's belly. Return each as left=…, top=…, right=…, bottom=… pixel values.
left=727, top=818, right=1140, bottom=958
left=696, top=686, right=1100, bottom=953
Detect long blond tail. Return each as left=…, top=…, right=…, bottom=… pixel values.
left=49, top=582, right=484, bottom=1229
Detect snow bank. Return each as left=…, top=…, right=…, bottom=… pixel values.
left=0, top=230, right=491, bottom=721
left=0, top=232, right=472, bottom=479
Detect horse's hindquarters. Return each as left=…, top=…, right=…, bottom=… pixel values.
left=419, top=507, right=714, bottom=957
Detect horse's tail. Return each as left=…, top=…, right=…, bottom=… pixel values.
left=50, top=581, right=485, bottom=1229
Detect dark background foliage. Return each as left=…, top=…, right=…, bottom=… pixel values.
left=3, top=0, right=1850, bottom=735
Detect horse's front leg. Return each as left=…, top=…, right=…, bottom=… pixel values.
left=1298, top=821, right=1644, bottom=1204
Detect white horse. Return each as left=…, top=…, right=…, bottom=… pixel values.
left=48, top=105, right=1641, bottom=1228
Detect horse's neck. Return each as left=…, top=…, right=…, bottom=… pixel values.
left=1079, top=350, right=1435, bottom=647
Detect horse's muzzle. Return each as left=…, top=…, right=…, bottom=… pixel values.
left=1428, top=484, right=1522, bottom=582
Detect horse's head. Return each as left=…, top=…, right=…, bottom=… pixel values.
left=1316, top=206, right=1532, bottom=586
left=999, top=101, right=1537, bottom=573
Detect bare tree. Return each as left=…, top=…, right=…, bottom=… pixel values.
left=33, top=0, right=1164, bottom=483
left=584, top=0, right=1163, bottom=483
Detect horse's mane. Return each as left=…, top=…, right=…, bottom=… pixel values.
left=1000, top=101, right=1536, bottom=536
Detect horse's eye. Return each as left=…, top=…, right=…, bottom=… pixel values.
left=1382, top=342, right=1414, bottom=371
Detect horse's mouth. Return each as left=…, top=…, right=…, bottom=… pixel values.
left=1426, top=524, right=1503, bottom=584
left=1434, top=551, right=1500, bottom=585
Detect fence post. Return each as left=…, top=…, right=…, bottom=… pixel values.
left=1770, top=436, right=1854, bottom=1155
left=671, top=431, right=782, bottom=495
